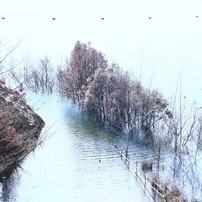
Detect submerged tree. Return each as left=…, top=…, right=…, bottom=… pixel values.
left=140, top=89, right=168, bottom=141
left=60, top=41, right=169, bottom=144
left=64, top=41, right=108, bottom=102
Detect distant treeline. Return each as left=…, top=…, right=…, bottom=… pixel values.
left=58, top=41, right=169, bottom=142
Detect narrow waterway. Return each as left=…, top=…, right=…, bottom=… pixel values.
left=0, top=93, right=154, bottom=202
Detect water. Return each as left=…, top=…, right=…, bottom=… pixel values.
left=1, top=0, right=202, bottom=105
left=0, top=93, right=154, bottom=202
left=1, top=1, right=202, bottom=200
left=0, top=92, right=202, bottom=201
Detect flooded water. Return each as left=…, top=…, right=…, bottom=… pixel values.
left=0, top=93, right=155, bottom=202
left=0, top=93, right=202, bottom=201
left=1, top=1, right=202, bottom=201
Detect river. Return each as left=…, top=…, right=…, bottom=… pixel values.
left=0, top=92, right=155, bottom=202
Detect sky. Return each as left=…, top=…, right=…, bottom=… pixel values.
left=1, top=0, right=202, bottom=104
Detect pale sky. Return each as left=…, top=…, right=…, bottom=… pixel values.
left=1, top=0, right=201, bottom=62
left=1, top=0, right=202, bottom=103
left=1, top=0, right=201, bottom=20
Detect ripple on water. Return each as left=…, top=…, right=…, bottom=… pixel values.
left=0, top=93, right=154, bottom=202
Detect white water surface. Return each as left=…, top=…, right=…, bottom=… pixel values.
left=0, top=93, right=154, bottom=202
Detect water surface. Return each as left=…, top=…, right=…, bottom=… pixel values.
left=0, top=93, right=154, bottom=202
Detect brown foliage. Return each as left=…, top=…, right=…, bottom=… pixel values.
left=0, top=110, right=20, bottom=157
left=60, top=41, right=168, bottom=141
left=65, top=41, right=108, bottom=102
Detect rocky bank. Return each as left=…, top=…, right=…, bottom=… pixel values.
left=0, top=82, right=45, bottom=177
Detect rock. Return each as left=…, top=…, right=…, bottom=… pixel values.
left=0, top=82, right=45, bottom=177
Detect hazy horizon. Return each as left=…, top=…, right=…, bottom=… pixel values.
left=1, top=0, right=202, bottom=104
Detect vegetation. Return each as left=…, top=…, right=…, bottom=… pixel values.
left=59, top=41, right=168, bottom=144
left=0, top=38, right=46, bottom=179
left=1, top=39, right=202, bottom=200
left=24, top=56, right=55, bottom=93
left=58, top=41, right=202, bottom=200
left=10, top=56, right=56, bottom=94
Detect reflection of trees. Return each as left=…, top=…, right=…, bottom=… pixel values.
left=0, top=170, right=20, bottom=202
left=157, top=93, right=202, bottom=200
left=170, top=149, right=202, bottom=201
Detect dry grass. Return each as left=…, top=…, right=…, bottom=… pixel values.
left=151, top=175, right=188, bottom=202
left=0, top=110, right=20, bottom=157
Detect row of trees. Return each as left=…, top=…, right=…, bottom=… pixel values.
left=2, top=39, right=202, bottom=200
left=58, top=41, right=202, bottom=200
left=2, top=40, right=202, bottom=157
left=59, top=42, right=202, bottom=179
left=59, top=41, right=168, bottom=142
left=1, top=39, right=202, bottom=199
left=2, top=39, right=202, bottom=158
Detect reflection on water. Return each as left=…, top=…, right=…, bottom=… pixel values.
left=1, top=93, right=202, bottom=201
left=0, top=170, right=20, bottom=202
left=0, top=93, right=154, bottom=202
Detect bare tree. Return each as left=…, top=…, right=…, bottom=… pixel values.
left=57, top=58, right=70, bottom=92
left=152, top=119, right=169, bottom=170
left=37, top=56, right=54, bottom=93
left=0, top=36, right=27, bottom=86
left=22, top=56, right=55, bottom=93
left=140, top=89, right=168, bottom=142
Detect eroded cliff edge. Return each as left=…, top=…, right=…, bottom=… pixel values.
left=0, top=82, right=45, bottom=177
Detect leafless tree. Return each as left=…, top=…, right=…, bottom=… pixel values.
left=22, top=56, right=55, bottom=93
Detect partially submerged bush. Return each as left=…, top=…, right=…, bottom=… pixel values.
left=151, top=175, right=187, bottom=202
left=163, top=183, right=187, bottom=202
left=60, top=41, right=168, bottom=144
left=141, top=160, right=153, bottom=172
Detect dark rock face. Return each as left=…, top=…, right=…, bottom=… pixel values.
left=0, top=83, right=45, bottom=177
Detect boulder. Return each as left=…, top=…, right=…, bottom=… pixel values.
left=0, top=82, right=45, bottom=177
